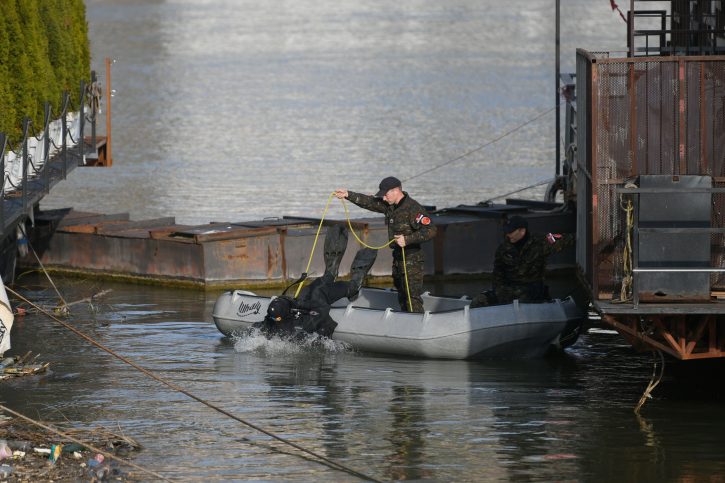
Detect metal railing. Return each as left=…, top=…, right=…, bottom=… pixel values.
left=629, top=3, right=725, bottom=56
left=0, top=79, right=94, bottom=236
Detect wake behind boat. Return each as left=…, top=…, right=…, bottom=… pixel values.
left=212, top=287, right=584, bottom=359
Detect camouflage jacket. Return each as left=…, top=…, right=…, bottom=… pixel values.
left=493, top=232, right=574, bottom=290
left=346, top=191, right=437, bottom=250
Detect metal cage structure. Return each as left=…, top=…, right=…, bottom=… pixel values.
left=576, top=49, right=725, bottom=359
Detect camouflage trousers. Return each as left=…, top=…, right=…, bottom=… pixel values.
left=392, top=250, right=425, bottom=313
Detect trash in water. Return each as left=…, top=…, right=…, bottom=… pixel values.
left=48, top=444, right=62, bottom=463
left=7, top=440, right=31, bottom=451
left=61, top=442, right=85, bottom=453
left=0, top=440, right=11, bottom=460
left=0, top=351, right=50, bottom=382
left=87, top=453, right=112, bottom=480
left=87, top=453, right=104, bottom=468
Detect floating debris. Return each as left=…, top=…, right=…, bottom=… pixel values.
left=0, top=417, right=142, bottom=481
left=0, top=351, right=49, bottom=382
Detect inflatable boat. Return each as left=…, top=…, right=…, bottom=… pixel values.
left=212, top=287, right=583, bottom=359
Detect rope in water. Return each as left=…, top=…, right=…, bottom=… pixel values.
left=295, top=193, right=414, bottom=311
left=634, top=350, right=665, bottom=414
left=17, top=224, right=70, bottom=313
left=0, top=404, right=172, bottom=482
left=5, top=286, right=383, bottom=483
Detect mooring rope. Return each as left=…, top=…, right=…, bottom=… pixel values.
left=0, top=404, right=172, bottom=482
left=18, top=224, right=70, bottom=314
left=401, top=106, right=555, bottom=183
left=5, top=287, right=382, bottom=482
left=619, top=197, right=634, bottom=302
left=634, top=349, right=665, bottom=414
left=480, top=177, right=555, bottom=205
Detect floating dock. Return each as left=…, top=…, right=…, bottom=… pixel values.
left=23, top=200, right=575, bottom=289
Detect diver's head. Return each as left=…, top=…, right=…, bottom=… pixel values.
left=267, top=297, right=292, bottom=322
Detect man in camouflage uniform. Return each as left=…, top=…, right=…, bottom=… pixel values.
left=335, top=176, right=437, bottom=312
left=471, top=216, right=574, bottom=307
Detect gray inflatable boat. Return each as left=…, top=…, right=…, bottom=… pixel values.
left=212, top=287, right=583, bottom=359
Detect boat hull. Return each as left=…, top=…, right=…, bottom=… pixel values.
left=212, top=287, right=584, bottom=359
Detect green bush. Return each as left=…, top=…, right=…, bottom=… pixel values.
left=1, top=0, right=90, bottom=143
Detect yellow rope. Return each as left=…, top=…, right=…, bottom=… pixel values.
left=620, top=197, right=634, bottom=302
left=401, top=245, right=413, bottom=312
left=295, top=193, right=413, bottom=311
left=294, top=193, right=335, bottom=298
left=339, top=199, right=395, bottom=249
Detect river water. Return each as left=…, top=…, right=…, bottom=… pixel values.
left=5, top=0, right=724, bottom=481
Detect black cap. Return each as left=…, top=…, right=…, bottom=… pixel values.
left=267, top=297, right=291, bottom=321
left=503, top=216, right=528, bottom=234
left=375, top=176, right=402, bottom=198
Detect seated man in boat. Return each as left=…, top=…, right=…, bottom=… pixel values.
left=252, top=225, right=377, bottom=338
left=470, top=216, right=573, bottom=308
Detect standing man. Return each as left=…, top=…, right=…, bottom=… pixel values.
left=471, top=216, right=573, bottom=307
left=335, top=176, right=437, bottom=313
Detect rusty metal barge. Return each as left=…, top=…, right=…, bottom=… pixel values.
left=22, top=199, right=576, bottom=290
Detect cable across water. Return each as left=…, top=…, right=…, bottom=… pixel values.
left=5, top=287, right=383, bottom=482
left=402, top=106, right=555, bottom=183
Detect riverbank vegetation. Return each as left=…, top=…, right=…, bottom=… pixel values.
left=0, top=0, right=90, bottom=141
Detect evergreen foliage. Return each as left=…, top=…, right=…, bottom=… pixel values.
left=0, top=0, right=90, bottom=143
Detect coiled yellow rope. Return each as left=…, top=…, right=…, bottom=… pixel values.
left=295, top=193, right=413, bottom=311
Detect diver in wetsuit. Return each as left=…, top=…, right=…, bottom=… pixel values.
left=252, top=225, right=376, bottom=339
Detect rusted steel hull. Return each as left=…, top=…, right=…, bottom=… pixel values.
left=22, top=204, right=576, bottom=289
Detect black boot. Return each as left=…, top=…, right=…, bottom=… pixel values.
left=347, top=248, right=377, bottom=298
left=323, top=224, right=349, bottom=280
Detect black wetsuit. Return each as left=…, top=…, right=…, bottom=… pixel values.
left=252, top=274, right=350, bottom=338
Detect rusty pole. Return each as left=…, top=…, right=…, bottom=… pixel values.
left=105, top=57, right=113, bottom=167
left=629, top=0, right=634, bottom=57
